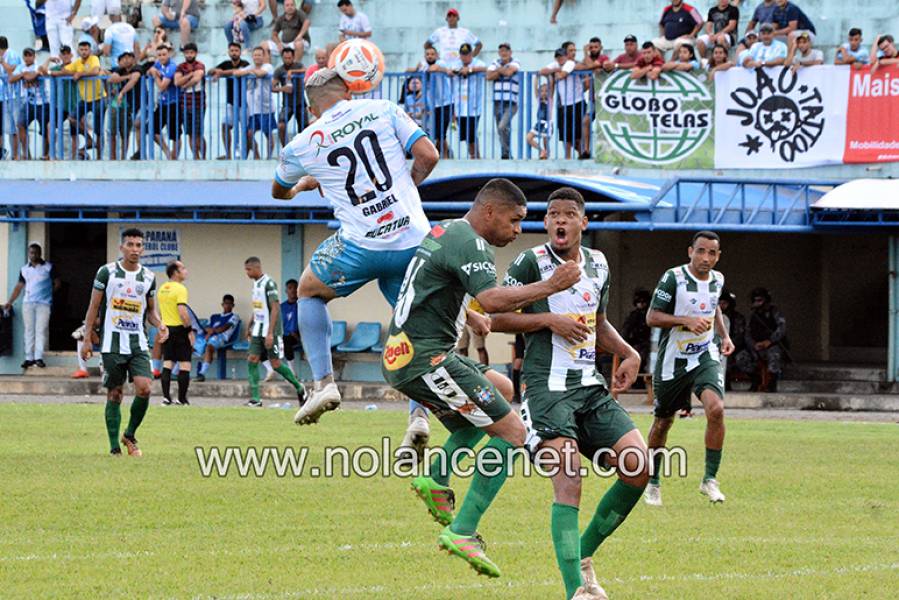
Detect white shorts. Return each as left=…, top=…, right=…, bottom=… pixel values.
left=697, top=32, right=733, bottom=48
left=91, top=0, right=122, bottom=17
left=652, top=36, right=695, bottom=53
left=262, top=39, right=311, bottom=55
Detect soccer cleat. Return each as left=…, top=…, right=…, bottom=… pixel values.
left=110, top=447, right=122, bottom=457
left=293, top=382, right=341, bottom=425
left=400, top=413, right=430, bottom=462
left=437, top=526, right=501, bottom=578
left=700, top=478, right=726, bottom=503
left=644, top=483, right=663, bottom=506
left=71, top=369, right=89, bottom=379
left=580, top=557, right=609, bottom=599
left=411, top=476, right=455, bottom=526
left=246, top=399, right=263, bottom=408
left=120, top=434, right=142, bottom=457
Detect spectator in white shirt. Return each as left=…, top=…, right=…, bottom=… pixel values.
left=41, top=0, right=80, bottom=58
left=337, top=0, right=371, bottom=41
left=236, top=46, right=276, bottom=159
left=486, top=42, right=520, bottom=159
left=4, top=243, right=60, bottom=369
left=539, top=47, right=585, bottom=159
left=426, top=8, right=482, bottom=63
left=91, top=0, right=122, bottom=23
left=448, top=42, right=486, bottom=159
left=834, top=28, right=870, bottom=66
left=787, top=31, right=823, bottom=72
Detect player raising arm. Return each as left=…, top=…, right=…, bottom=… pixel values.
left=271, top=69, right=440, bottom=455
left=386, top=179, right=581, bottom=579
left=491, top=187, right=648, bottom=600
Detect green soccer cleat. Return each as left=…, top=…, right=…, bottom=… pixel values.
left=437, top=526, right=501, bottom=578
left=411, top=476, right=455, bottom=526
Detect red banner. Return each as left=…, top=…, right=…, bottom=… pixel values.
left=844, top=65, right=899, bottom=163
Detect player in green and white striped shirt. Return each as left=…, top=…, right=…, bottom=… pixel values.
left=81, top=228, right=169, bottom=457
left=645, top=231, right=734, bottom=506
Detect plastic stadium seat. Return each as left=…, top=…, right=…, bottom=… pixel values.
left=331, top=321, right=347, bottom=348
left=371, top=339, right=384, bottom=353
left=337, top=322, right=382, bottom=353
left=217, top=322, right=246, bottom=379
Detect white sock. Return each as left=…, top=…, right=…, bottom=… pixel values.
left=76, top=341, right=88, bottom=371
left=263, top=360, right=273, bottom=374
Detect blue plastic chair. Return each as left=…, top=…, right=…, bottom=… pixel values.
left=331, top=320, right=347, bottom=348
left=215, top=321, right=246, bottom=380
left=337, top=322, right=382, bottom=353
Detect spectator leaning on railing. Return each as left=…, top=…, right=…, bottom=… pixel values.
left=175, top=42, right=205, bottom=160
left=787, top=31, right=823, bottom=73
left=42, top=0, right=80, bottom=58
left=274, top=47, right=304, bottom=146
left=740, top=23, right=787, bottom=69
left=448, top=42, right=486, bottom=159
left=269, top=0, right=311, bottom=63
left=871, top=34, right=899, bottom=74
left=211, top=42, right=249, bottom=160
left=11, top=47, right=50, bottom=160
left=581, top=36, right=611, bottom=72
left=707, top=43, right=734, bottom=75
left=662, top=42, right=700, bottom=74
left=834, top=28, right=870, bottom=66
left=237, top=46, right=276, bottom=160
left=1, top=37, right=23, bottom=160
left=539, top=44, right=587, bottom=160
left=631, top=41, right=664, bottom=81
left=337, top=0, right=371, bottom=41
left=66, top=40, right=105, bottom=160
left=696, top=0, right=738, bottom=59
left=148, top=43, right=179, bottom=160
left=427, top=7, right=481, bottom=63
left=611, top=34, right=640, bottom=70
left=410, top=45, right=453, bottom=158
left=525, top=76, right=550, bottom=159
left=45, top=45, right=80, bottom=159
left=402, top=75, right=426, bottom=130
left=106, top=50, right=140, bottom=160
left=485, top=42, right=519, bottom=160
left=736, top=30, right=758, bottom=56
left=152, top=0, right=200, bottom=51
left=652, top=0, right=703, bottom=58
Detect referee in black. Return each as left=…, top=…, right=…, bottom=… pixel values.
left=158, top=260, right=194, bottom=405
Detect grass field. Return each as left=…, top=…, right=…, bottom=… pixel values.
left=2, top=402, right=897, bottom=599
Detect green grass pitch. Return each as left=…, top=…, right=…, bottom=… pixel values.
left=1, top=403, right=897, bottom=599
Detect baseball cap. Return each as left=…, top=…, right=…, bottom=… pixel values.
left=745, top=29, right=758, bottom=37
left=459, top=42, right=472, bottom=55
left=624, top=34, right=637, bottom=43
left=447, top=8, right=459, bottom=17
left=759, top=23, right=774, bottom=33
left=81, top=16, right=99, bottom=31
left=498, top=42, right=511, bottom=50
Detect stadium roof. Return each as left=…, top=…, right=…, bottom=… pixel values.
left=3, top=175, right=887, bottom=232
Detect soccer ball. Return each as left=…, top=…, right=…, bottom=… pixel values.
left=328, top=39, right=385, bottom=93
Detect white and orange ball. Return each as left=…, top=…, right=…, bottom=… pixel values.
left=328, top=39, right=385, bottom=93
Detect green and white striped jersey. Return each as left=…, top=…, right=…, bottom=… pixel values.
left=504, top=244, right=610, bottom=393
left=250, top=274, right=282, bottom=337
left=92, top=261, right=157, bottom=354
left=650, top=264, right=724, bottom=381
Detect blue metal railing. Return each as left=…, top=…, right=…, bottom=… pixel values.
left=0, top=69, right=596, bottom=162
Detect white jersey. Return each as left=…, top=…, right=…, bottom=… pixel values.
left=276, top=98, right=430, bottom=251
left=93, top=261, right=156, bottom=354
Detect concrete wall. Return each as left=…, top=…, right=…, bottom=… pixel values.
left=106, top=223, right=282, bottom=329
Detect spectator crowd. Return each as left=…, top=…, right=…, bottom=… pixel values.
left=1, top=0, right=897, bottom=161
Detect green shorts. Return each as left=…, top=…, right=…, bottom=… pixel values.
left=101, top=350, right=152, bottom=390
left=521, top=385, right=636, bottom=459
left=392, top=353, right=511, bottom=432
left=653, top=361, right=724, bottom=419
left=249, top=335, right=284, bottom=360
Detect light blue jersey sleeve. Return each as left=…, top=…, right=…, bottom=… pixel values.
left=274, top=144, right=308, bottom=188
left=386, top=101, right=427, bottom=153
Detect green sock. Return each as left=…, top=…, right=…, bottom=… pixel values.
left=649, top=451, right=663, bottom=485
left=105, top=401, right=121, bottom=451
left=124, top=396, right=149, bottom=437
left=704, top=448, right=722, bottom=481
left=429, top=427, right=486, bottom=486
left=551, top=503, right=583, bottom=599
left=248, top=362, right=260, bottom=401
left=450, top=437, right=519, bottom=536
left=580, top=480, right=644, bottom=558
left=274, top=363, right=303, bottom=392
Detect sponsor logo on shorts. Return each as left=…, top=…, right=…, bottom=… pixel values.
left=365, top=215, right=411, bottom=239
left=382, top=332, right=414, bottom=371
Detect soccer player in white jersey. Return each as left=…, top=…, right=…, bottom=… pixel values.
left=644, top=231, right=735, bottom=505
left=271, top=69, right=440, bottom=447
left=81, top=228, right=168, bottom=457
